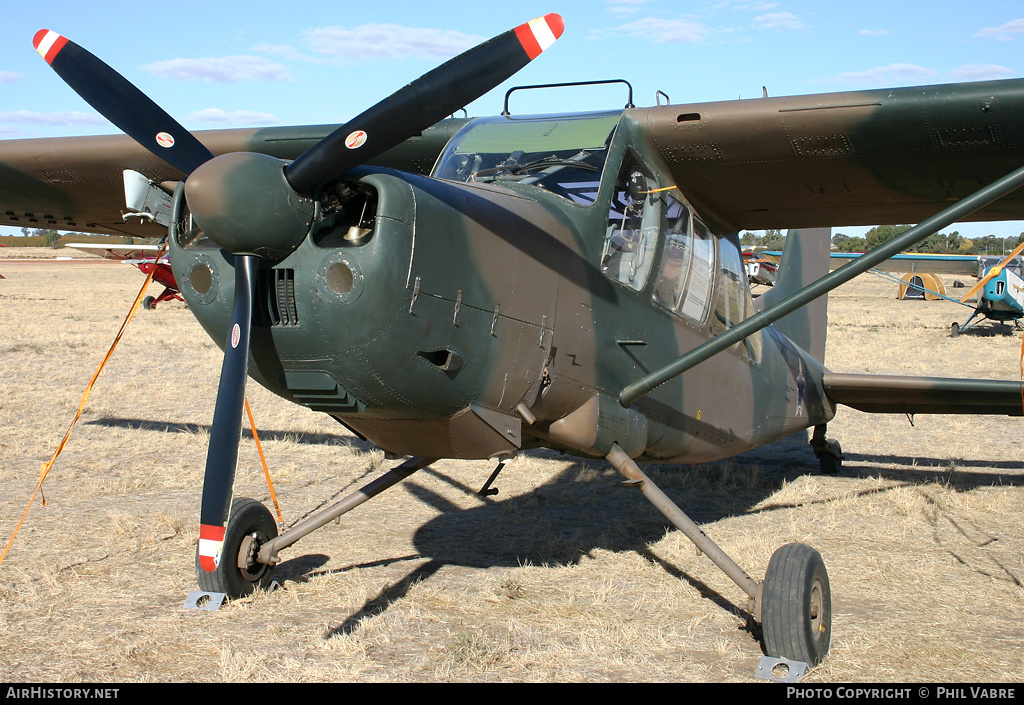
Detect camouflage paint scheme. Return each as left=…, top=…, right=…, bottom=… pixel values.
left=2, top=79, right=1023, bottom=466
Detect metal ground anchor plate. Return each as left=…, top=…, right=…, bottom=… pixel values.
left=184, top=591, right=226, bottom=611
left=755, top=656, right=809, bottom=682
left=182, top=580, right=282, bottom=611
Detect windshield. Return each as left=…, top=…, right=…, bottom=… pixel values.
left=432, top=113, right=620, bottom=205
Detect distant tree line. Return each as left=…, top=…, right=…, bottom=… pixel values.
left=8, top=227, right=140, bottom=247
left=742, top=226, right=1024, bottom=256
left=740, top=229, right=786, bottom=250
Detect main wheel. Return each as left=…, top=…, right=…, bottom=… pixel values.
left=143, top=295, right=156, bottom=310
left=761, top=543, right=831, bottom=666
left=950, top=322, right=960, bottom=338
left=816, top=439, right=842, bottom=475
left=818, top=453, right=840, bottom=475
left=195, top=497, right=278, bottom=598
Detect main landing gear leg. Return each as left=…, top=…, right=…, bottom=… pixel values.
left=605, top=444, right=831, bottom=670
left=810, top=424, right=842, bottom=475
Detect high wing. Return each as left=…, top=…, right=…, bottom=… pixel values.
left=6, top=78, right=1024, bottom=238
left=632, top=78, right=1024, bottom=231
left=0, top=120, right=468, bottom=237
left=825, top=252, right=984, bottom=275
left=762, top=250, right=986, bottom=275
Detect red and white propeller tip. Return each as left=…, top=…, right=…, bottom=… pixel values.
left=198, top=525, right=225, bottom=572
left=33, top=29, right=68, bottom=65
left=514, top=14, right=564, bottom=60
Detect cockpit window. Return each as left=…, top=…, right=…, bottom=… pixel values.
left=600, top=158, right=660, bottom=291
left=433, top=113, right=620, bottom=204
left=711, top=236, right=762, bottom=363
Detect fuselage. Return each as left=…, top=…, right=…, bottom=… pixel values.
left=169, top=111, right=835, bottom=463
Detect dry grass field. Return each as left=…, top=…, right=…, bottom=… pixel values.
left=0, top=248, right=1021, bottom=682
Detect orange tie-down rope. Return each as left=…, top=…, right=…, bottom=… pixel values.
left=0, top=247, right=164, bottom=567
left=245, top=397, right=284, bottom=526
left=0, top=248, right=280, bottom=568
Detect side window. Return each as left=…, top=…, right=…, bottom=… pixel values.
left=711, top=236, right=762, bottom=362
left=679, top=217, right=715, bottom=324
left=601, top=159, right=660, bottom=291
left=653, top=198, right=692, bottom=312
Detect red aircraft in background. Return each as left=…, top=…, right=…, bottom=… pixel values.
left=67, top=242, right=180, bottom=309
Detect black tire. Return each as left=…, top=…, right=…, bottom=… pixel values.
left=817, top=438, right=842, bottom=475
left=195, top=498, right=277, bottom=598
left=761, top=543, right=831, bottom=666
left=951, top=322, right=960, bottom=338
left=818, top=453, right=840, bottom=475
left=143, top=295, right=156, bottom=310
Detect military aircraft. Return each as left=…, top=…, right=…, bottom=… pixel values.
left=6, top=15, right=1024, bottom=671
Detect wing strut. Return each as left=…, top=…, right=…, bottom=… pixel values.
left=619, top=160, right=1024, bottom=407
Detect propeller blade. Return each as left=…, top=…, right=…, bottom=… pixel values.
left=33, top=29, right=215, bottom=175
left=960, top=240, right=1024, bottom=302
left=283, top=13, right=565, bottom=194
left=197, top=255, right=258, bottom=572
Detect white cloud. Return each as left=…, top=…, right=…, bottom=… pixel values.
left=251, top=43, right=322, bottom=64
left=831, top=63, right=940, bottom=85
left=0, top=110, right=108, bottom=126
left=716, top=1, right=778, bottom=10
left=303, top=24, right=486, bottom=60
left=142, top=56, right=293, bottom=83
left=185, top=108, right=279, bottom=126
left=753, top=12, right=805, bottom=30
left=613, top=17, right=714, bottom=43
left=858, top=29, right=892, bottom=37
left=947, top=64, right=1018, bottom=82
left=0, top=71, right=23, bottom=83
left=829, top=62, right=1019, bottom=86
left=605, top=0, right=658, bottom=15
left=975, top=19, right=1024, bottom=41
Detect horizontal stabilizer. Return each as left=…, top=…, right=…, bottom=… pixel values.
left=824, top=373, right=1023, bottom=416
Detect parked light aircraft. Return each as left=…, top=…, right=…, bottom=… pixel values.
left=808, top=249, right=1024, bottom=335
left=952, top=245, right=1024, bottom=335
left=5, top=15, right=1024, bottom=669
left=66, top=242, right=181, bottom=309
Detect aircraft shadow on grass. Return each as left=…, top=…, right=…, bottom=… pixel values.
left=87, top=415, right=368, bottom=449
left=88, top=415, right=1020, bottom=634
left=294, top=437, right=1023, bottom=638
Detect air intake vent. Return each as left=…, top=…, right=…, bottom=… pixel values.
left=255, top=268, right=299, bottom=327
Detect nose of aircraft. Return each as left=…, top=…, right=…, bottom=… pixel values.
left=33, top=14, right=566, bottom=597
left=184, top=152, right=316, bottom=261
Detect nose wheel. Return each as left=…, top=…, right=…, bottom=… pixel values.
left=195, top=497, right=278, bottom=598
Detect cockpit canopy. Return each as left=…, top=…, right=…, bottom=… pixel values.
left=432, top=112, right=621, bottom=204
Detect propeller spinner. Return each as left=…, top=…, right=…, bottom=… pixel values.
left=35, top=15, right=564, bottom=593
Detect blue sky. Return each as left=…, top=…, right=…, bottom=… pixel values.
left=3, top=0, right=1024, bottom=239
